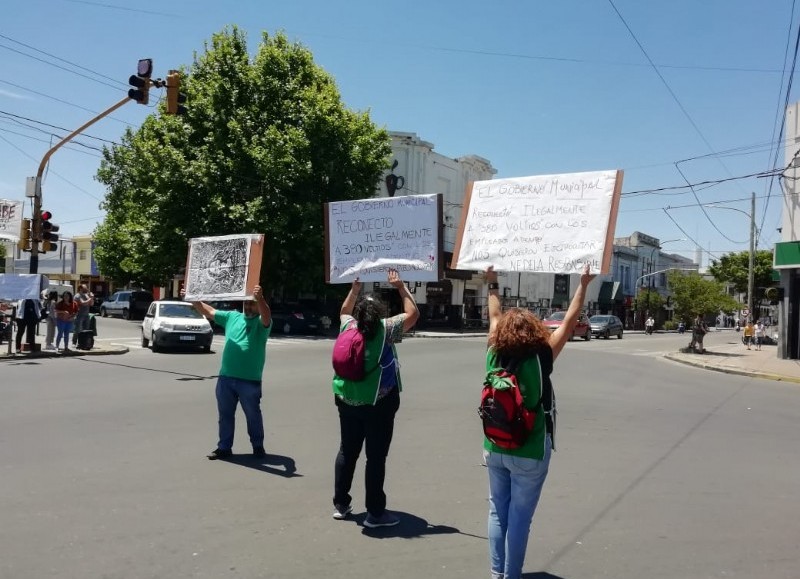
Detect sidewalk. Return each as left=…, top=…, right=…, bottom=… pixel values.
left=666, top=332, right=800, bottom=384
left=0, top=342, right=129, bottom=361
left=413, top=328, right=800, bottom=384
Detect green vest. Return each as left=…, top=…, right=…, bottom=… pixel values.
left=332, top=319, right=387, bottom=405
left=483, top=347, right=551, bottom=460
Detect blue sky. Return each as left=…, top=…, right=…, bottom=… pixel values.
left=0, top=0, right=796, bottom=267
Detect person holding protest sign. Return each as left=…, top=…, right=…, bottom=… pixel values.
left=186, top=285, right=272, bottom=460
left=331, top=268, right=419, bottom=528
left=483, top=263, right=594, bottom=579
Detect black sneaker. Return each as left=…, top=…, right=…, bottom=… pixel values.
left=252, top=446, right=266, bottom=458
left=207, top=448, right=232, bottom=460
left=363, top=511, right=399, bottom=528
left=332, top=504, right=353, bottom=520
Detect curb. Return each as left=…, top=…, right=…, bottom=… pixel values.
left=0, top=346, right=129, bottom=362
left=663, top=353, right=800, bottom=384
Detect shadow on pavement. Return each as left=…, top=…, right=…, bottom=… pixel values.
left=349, top=511, right=483, bottom=540
left=224, top=452, right=301, bottom=478
left=73, top=357, right=217, bottom=381
left=522, top=573, right=568, bottom=579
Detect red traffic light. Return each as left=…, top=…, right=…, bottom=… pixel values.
left=41, top=210, right=52, bottom=220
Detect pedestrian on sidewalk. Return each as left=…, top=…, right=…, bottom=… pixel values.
left=743, top=321, right=754, bottom=350
left=14, top=298, right=40, bottom=353
left=482, top=264, right=594, bottom=579
left=187, top=285, right=272, bottom=460
left=44, top=290, right=58, bottom=350
left=331, top=268, right=419, bottom=529
left=71, top=284, right=94, bottom=347
left=645, top=316, right=655, bottom=335
left=754, top=320, right=765, bottom=351
left=54, top=291, right=78, bottom=352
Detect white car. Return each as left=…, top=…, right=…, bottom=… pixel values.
left=141, top=300, right=213, bottom=353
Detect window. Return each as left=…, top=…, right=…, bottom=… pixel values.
left=79, top=250, right=87, bottom=261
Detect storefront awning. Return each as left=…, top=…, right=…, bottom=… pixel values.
left=598, top=281, right=623, bottom=304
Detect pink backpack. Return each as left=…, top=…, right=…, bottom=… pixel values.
left=332, top=321, right=368, bottom=380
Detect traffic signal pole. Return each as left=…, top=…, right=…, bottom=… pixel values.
left=30, top=96, right=131, bottom=274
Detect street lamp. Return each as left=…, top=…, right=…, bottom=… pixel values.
left=705, top=194, right=757, bottom=322
left=648, top=238, right=686, bottom=288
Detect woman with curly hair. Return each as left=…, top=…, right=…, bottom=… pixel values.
left=484, top=264, right=594, bottom=579
left=331, top=268, right=419, bottom=529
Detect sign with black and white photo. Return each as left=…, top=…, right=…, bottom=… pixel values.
left=184, top=234, right=264, bottom=301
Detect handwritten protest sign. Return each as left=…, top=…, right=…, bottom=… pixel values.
left=184, top=234, right=264, bottom=301
left=0, top=274, right=49, bottom=300
left=325, top=194, right=443, bottom=283
left=452, top=170, right=622, bottom=274
left=0, top=199, right=23, bottom=241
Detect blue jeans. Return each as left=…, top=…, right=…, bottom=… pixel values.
left=485, top=436, right=552, bottom=579
left=215, top=375, right=264, bottom=451
left=56, top=320, right=74, bottom=349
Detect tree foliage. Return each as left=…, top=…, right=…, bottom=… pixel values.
left=707, top=250, right=774, bottom=294
left=94, top=27, right=391, bottom=292
left=667, top=270, right=740, bottom=322
left=634, top=287, right=664, bottom=314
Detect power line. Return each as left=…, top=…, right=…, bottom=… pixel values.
left=607, top=0, right=747, bottom=240
left=0, top=32, right=128, bottom=88
left=0, top=41, right=123, bottom=92
left=760, top=9, right=800, bottom=244
left=61, top=0, right=180, bottom=17
left=0, top=125, right=103, bottom=157
left=0, top=109, right=119, bottom=144
left=0, top=79, right=133, bottom=126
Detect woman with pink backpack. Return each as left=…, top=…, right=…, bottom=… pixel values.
left=330, top=268, right=419, bottom=528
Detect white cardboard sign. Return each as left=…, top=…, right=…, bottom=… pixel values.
left=0, top=199, right=24, bottom=241
left=0, top=274, right=49, bottom=300
left=452, top=170, right=622, bottom=274
left=325, top=194, right=443, bottom=283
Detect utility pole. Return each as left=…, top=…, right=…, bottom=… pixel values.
left=747, top=191, right=756, bottom=323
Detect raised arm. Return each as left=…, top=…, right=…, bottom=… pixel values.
left=388, top=269, right=419, bottom=332
left=549, top=264, right=595, bottom=360
left=253, top=285, right=271, bottom=327
left=486, top=266, right=501, bottom=343
left=181, top=288, right=216, bottom=321
left=340, top=278, right=362, bottom=317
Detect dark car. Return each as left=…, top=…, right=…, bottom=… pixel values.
left=589, top=315, right=624, bottom=339
left=270, top=303, right=322, bottom=335
left=100, top=290, right=154, bottom=320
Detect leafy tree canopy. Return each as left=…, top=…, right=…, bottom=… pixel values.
left=667, top=270, right=740, bottom=322
left=707, top=250, right=774, bottom=294
left=95, top=27, right=391, bottom=292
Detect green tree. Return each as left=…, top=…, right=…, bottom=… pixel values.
left=635, top=287, right=664, bottom=316
left=95, top=27, right=391, bottom=291
left=707, top=250, right=775, bottom=294
left=667, top=270, right=739, bottom=322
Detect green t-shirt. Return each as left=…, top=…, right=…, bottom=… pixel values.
left=215, top=310, right=271, bottom=382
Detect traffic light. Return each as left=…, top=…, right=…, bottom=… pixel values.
left=166, top=70, right=187, bottom=115
left=128, top=58, right=153, bottom=105
left=17, top=218, right=31, bottom=252
left=40, top=210, right=59, bottom=253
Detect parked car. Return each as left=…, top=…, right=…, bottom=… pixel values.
left=542, top=311, right=591, bottom=341
left=100, top=290, right=153, bottom=320
left=141, top=300, right=213, bottom=353
left=589, top=314, right=624, bottom=339
left=270, top=303, right=322, bottom=335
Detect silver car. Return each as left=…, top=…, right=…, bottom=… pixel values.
left=589, top=315, right=624, bottom=339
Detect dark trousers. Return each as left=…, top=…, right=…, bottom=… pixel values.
left=15, top=319, right=36, bottom=350
left=333, top=387, right=400, bottom=516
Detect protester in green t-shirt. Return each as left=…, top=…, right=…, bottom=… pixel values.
left=187, top=285, right=272, bottom=460
left=484, top=264, right=594, bottom=579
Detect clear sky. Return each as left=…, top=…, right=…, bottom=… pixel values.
left=1, top=0, right=797, bottom=267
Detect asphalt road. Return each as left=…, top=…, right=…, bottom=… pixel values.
left=1, top=327, right=799, bottom=579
